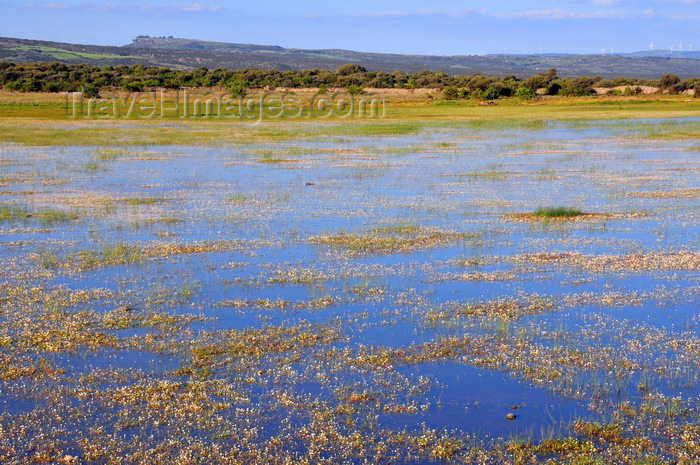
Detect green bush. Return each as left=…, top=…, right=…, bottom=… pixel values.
left=515, top=87, right=536, bottom=100
left=559, top=77, right=596, bottom=96
left=660, top=73, right=680, bottom=91
left=43, top=81, right=64, bottom=92
left=345, top=84, right=365, bottom=95
left=483, top=87, right=500, bottom=100
left=141, top=79, right=161, bottom=88
left=22, top=78, right=43, bottom=92
left=227, top=78, right=247, bottom=98
left=546, top=82, right=561, bottom=95
left=5, top=80, right=23, bottom=91
left=442, top=86, right=459, bottom=100
left=337, top=64, right=367, bottom=76
left=121, top=80, right=144, bottom=92
left=82, top=84, right=100, bottom=98
left=0, top=61, right=682, bottom=101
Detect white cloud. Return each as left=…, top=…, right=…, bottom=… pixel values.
left=43, top=3, right=73, bottom=9
left=664, top=13, right=700, bottom=19
left=178, top=3, right=221, bottom=12
left=357, top=9, right=485, bottom=19
left=495, top=8, right=657, bottom=20
left=31, top=1, right=222, bottom=13
left=361, top=10, right=419, bottom=18
left=352, top=7, right=659, bottom=22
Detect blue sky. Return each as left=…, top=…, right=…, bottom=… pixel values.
left=3, top=1, right=698, bottom=55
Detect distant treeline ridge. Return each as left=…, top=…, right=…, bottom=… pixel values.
left=1, top=62, right=698, bottom=99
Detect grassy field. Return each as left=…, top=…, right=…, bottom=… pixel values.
left=6, top=45, right=140, bottom=61
left=0, top=90, right=698, bottom=147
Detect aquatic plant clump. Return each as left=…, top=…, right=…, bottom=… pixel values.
left=533, top=207, right=584, bottom=218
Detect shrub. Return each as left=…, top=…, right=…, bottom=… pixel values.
left=345, top=84, right=365, bottom=95
left=659, top=73, right=680, bottom=91
left=669, top=83, right=685, bottom=94
left=337, top=64, right=367, bottom=76
left=227, top=79, right=247, bottom=98
left=546, top=82, right=561, bottom=95
left=43, top=81, right=64, bottom=92
left=121, top=80, right=144, bottom=92
left=81, top=84, right=100, bottom=98
left=560, top=77, right=596, bottom=96
left=140, top=79, right=161, bottom=88
left=442, top=86, right=459, bottom=100
left=5, top=80, right=23, bottom=91
left=22, top=78, right=43, bottom=92
left=483, top=87, right=500, bottom=100
left=515, top=87, right=536, bottom=100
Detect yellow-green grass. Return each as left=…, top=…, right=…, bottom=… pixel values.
left=0, top=91, right=699, bottom=146
left=0, top=203, right=79, bottom=224
left=533, top=207, right=584, bottom=218
left=7, top=45, right=140, bottom=61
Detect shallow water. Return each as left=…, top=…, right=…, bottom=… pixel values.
left=0, top=119, right=698, bottom=462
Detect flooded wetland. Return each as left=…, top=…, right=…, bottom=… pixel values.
left=0, top=114, right=698, bottom=463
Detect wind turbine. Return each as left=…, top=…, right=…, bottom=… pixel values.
left=601, top=48, right=606, bottom=56
left=649, top=42, right=654, bottom=51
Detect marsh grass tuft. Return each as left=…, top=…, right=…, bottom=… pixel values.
left=83, top=161, right=104, bottom=173
left=369, top=222, right=420, bottom=235
left=0, top=204, right=29, bottom=221
left=95, top=148, right=130, bottom=160
left=120, top=197, right=164, bottom=206
left=310, top=226, right=477, bottom=254
left=77, top=243, right=144, bottom=269
left=39, top=249, right=59, bottom=268
left=0, top=203, right=79, bottom=224
left=533, top=207, right=584, bottom=218
left=463, top=170, right=508, bottom=180
left=226, top=193, right=249, bottom=204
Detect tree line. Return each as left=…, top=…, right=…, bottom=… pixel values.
left=0, top=61, right=697, bottom=99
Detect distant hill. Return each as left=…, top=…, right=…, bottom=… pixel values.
left=627, top=50, right=700, bottom=59
left=1, top=36, right=699, bottom=79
